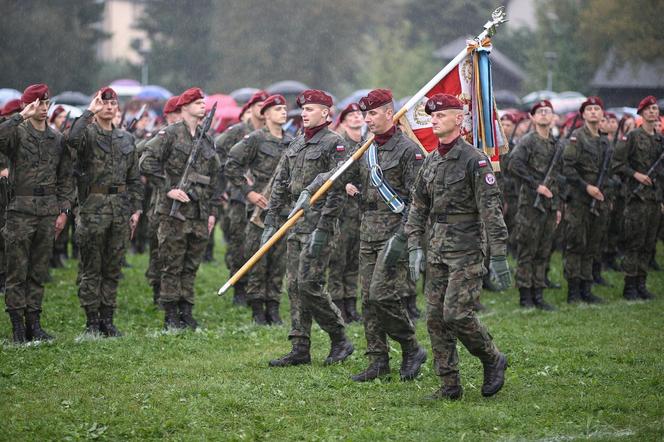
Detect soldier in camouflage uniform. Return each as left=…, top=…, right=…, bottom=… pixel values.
left=225, top=94, right=291, bottom=325
left=141, top=88, right=222, bottom=330
left=264, top=89, right=353, bottom=367
left=327, top=103, right=363, bottom=323
left=215, top=90, right=269, bottom=306
left=561, top=97, right=609, bottom=304
left=0, top=84, right=74, bottom=343
left=498, top=113, right=519, bottom=257
left=67, top=87, right=143, bottom=336
left=613, top=95, right=663, bottom=300
left=406, top=94, right=509, bottom=401
left=337, top=89, right=427, bottom=382
left=508, top=100, right=560, bottom=310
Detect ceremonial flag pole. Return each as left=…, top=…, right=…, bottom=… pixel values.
left=218, top=6, right=508, bottom=295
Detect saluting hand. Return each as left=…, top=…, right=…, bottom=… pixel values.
left=20, top=99, right=40, bottom=119
left=88, top=92, right=104, bottom=114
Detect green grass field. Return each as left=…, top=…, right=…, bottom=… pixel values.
left=1, top=235, right=663, bottom=441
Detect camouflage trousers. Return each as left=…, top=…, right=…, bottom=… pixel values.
left=222, top=201, right=248, bottom=291
left=425, top=250, right=500, bottom=386
left=563, top=202, right=606, bottom=281
left=145, top=211, right=161, bottom=288
left=360, top=239, right=418, bottom=359
left=606, top=194, right=625, bottom=257
left=76, top=213, right=129, bottom=309
left=623, top=199, right=660, bottom=277
left=244, top=222, right=286, bottom=302
left=504, top=194, right=519, bottom=255
left=0, top=201, right=6, bottom=275
left=3, top=212, right=55, bottom=312
left=327, top=221, right=360, bottom=301
left=157, top=216, right=208, bottom=304
left=515, top=203, right=557, bottom=288
left=286, top=233, right=345, bottom=345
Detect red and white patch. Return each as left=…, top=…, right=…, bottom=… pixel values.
left=478, top=159, right=488, bottom=167
left=415, top=153, right=423, bottom=160
left=158, top=130, right=166, bottom=135
left=621, top=136, right=628, bottom=141
left=570, top=136, right=577, bottom=142
left=244, top=134, right=250, bottom=139
left=485, top=173, right=496, bottom=185
left=336, top=145, right=345, bottom=152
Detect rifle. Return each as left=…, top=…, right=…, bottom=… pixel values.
left=632, top=134, right=664, bottom=200
left=533, top=113, right=580, bottom=213
left=589, top=119, right=625, bottom=215
left=249, top=172, right=276, bottom=228
left=59, top=111, right=71, bottom=132
left=169, top=102, right=217, bottom=221
left=125, top=104, right=147, bottom=133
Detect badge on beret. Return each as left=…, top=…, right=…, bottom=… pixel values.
left=359, top=102, right=366, bottom=111
left=485, top=173, right=496, bottom=185
left=275, top=98, right=282, bottom=105
left=427, top=101, right=436, bottom=111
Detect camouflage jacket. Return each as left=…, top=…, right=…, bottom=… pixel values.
left=405, top=137, right=508, bottom=261
left=0, top=114, right=75, bottom=216
left=266, top=126, right=347, bottom=234
left=140, top=120, right=222, bottom=220
left=67, top=110, right=143, bottom=216
left=562, top=125, right=611, bottom=206
left=338, top=132, right=362, bottom=224
left=215, top=121, right=255, bottom=203
left=345, top=128, right=423, bottom=242
left=508, top=130, right=561, bottom=211
left=613, top=127, right=664, bottom=202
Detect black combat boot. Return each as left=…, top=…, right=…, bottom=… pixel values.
left=622, top=276, right=639, bottom=301
left=324, top=332, right=354, bottom=365
left=49, top=253, right=65, bottom=269
left=152, top=283, right=161, bottom=307
left=518, top=287, right=534, bottom=308
left=428, top=383, right=463, bottom=401
left=344, top=298, right=362, bottom=323
left=99, top=306, right=122, bottom=337
left=232, top=282, right=247, bottom=307
left=474, top=300, right=487, bottom=312
left=649, top=256, right=661, bottom=271
left=250, top=300, right=268, bottom=325
left=163, top=302, right=183, bottom=330
left=351, top=355, right=390, bottom=382
left=481, top=353, right=508, bottom=397
left=178, top=300, right=199, bottom=330
left=636, top=275, right=655, bottom=300
left=592, top=261, right=611, bottom=286
left=332, top=299, right=348, bottom=324
left=84, top=306, right=100, bottom=334
left=265, top=301, right=282, bottom=325
left=580, top=280, right=604, bottom=304
left=604, top=253, right=621, bottom=271
left=8, top=310, right=27, bottom=344
left=567, top=279, right=582, bottom=304
left=532, top=287, right=555, bottom=311
left=405, top=296, right=421, bottom=320
left=400, top=345, right=427, bottom=381
left=25, top=311, right=54, bottom=341
left=0, top=273, right=5, bottom=293
left=268, top=341, right=311, bottom=367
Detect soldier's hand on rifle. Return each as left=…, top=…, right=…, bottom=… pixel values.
left=586, top=184, right=604, bottom=201
left=88, top=92, right=104, bottom=114
left=167, top=188, right=190, bottom=203
left=288, top=189, right=311, bottom=219
left=634, top=171, right=653, bottom=186
left=489, top=255, right=512, bottom=291
left=536, top=184, right=553, bottom=199
left=20, top=99, right=40, bottom=119
left=247, top=190, right=268, bottom=209
left=382, top=232, right=407, bottom=267
left=207, top=215, right=216, bottom=236
left=408, top=248, right=424, bottom=282
left=346, top=183, right=360, bottom=197
left=54, top=212, right=68, bottom=239
left=129, top=211, right=141, bottom=240
left=307, top=228, right=328, bottom=258
left=0, top=168, right=8, bottom=178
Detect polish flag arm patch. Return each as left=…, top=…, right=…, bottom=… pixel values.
left=478, top=159, right=488, bottom=167
left=336, top=145, right=345, bottom=152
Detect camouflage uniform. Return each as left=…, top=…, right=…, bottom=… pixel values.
left=141, top=121, right=222, bottom=315
left=405, top=137, right=507, bottom=388
left=68, top=110, right=143, bottom=320
left=499, top=149, right=519, bottom=255
left=0, top=114, right=74, bottom=334
left=613, top=127, right=664, bottom=298
left=0, top=151, right=8, bottom=287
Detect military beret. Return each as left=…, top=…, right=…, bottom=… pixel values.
left=339, top=103, right=361, bottom=123
left=500, top=112, right=517, bottom=124
left=425, top=93, right=463, bottom=115
left=163, top=95, right=181, bottom=114
left=49, top=105, right=66, bottom=124
left=177, top=87, right=205, bottom=107
left=564, top=112, right=583, bottom=130
left=246, top=90, right=270, bottom=108
left=579, top=96, right=604, bottom=114
left=358, top=89, right=392, bottom=111
left=530, top=100, right=554, bottom=115
left=1, top=99, right=22, bottom=116
left=296, top=89, right=333, bottom=108
left=605, top=112, right=618, bottom=120
left=260, top=94, right=287, bottom=115
left=98, top=86, right=118, bottom=101
left=239, top=102, right=250, bottom=119
left=21, top=83, right=50, bottom=103
left=637, top=95, right=658, bottom=114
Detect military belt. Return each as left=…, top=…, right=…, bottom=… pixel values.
left=436, top=213, right=478, bottom=223
left=89, top=184, right=127, bottom=194
left=14, top=185, right=57, bottom=196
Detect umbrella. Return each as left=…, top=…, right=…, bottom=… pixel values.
left=494, top=90, right=522, bottom=109
left=47, top=103, right=83, bottom=119
left=204, top=94, right=237, bottom=112
left=0, top=88, right=21, bottom=107
left=338, top=89, right=372, bottom=109
left=133, top=85, right=173, bottom=101
left=109, top=79, right=142, bottom=97
left=229, top=87, right=259, bottom=105
left=266, top=80, right=310, bottom=95
left=52, top=91, right=91, bottom=106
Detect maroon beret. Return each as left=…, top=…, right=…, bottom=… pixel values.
left=260, top=94, right=287, bottom=115
left=564, top=112, right=583, bottom=130
left=637, top=95, right=658, bottom=114
left=500, top=112, right=517, bottom=124
left=296, top=89, right=333, bottom=108
left=98, top=87, right=118, bottom=101
left=358, top=89, right=393, bottom=111
left=530, top=100, right=554, bottom=115
left=49, top=105, right=66, bottom=124
left=1, top=99, right=22, bottom=116
left=21, top=83, right=50, bottom=103
left=339, top=103, right=361, bottom=123
left=239, top=102, right=250, bottom=119
left=163, top=95, right=181, bottom=114
left=425, top=93, right=463, bottom=115
left=605, top=112, right=618, bottom=120
left=246, top=90, right=270, bottom=108
left=579, top=96, right=604, bottom=114
left=177, top=87, right=205, bottom=107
